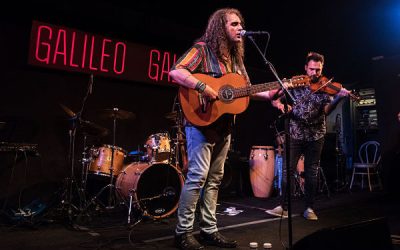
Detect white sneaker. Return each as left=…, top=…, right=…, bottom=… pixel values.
left=266, top=205, right=288, bottom=218
left=303, top=208, right=318, bottom=220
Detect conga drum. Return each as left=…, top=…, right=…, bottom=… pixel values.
left=249, top=146, right=275, bottom=198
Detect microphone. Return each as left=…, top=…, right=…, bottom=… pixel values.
left=240, top=30, right=269, bottom=36
left=89, top=74, right=94, bottom=94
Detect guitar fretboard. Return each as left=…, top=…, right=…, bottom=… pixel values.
left=233, top=82, right=281, bottom=98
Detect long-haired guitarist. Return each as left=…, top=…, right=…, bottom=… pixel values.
left=169, top=8, right=283, bottom=250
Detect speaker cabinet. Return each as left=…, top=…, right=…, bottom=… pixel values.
left=293, top=217, right=392, bottom=250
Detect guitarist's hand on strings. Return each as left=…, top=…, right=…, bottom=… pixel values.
left=200, top=83, right=219, bottom=100
left=194, top=79, right=218, bottom=100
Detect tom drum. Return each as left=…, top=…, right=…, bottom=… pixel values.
left=145, top=133, right=171, bottom=163
left=89, top=144, right=126, bottom=176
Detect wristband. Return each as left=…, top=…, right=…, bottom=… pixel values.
left=195, top=81, right=206, bottom=93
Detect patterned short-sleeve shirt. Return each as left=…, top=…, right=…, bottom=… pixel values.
left=289, top=86, right=332, bottom=141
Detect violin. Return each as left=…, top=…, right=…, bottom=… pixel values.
left=307, top=75, right=360, bottom=102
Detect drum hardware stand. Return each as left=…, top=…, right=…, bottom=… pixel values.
left=106, top=108, right=119, bottom=209
left=124, top=189, right=170, bottom=224
left=55, top=112, right=92, bottom=225
left=125, top=189, right=146, bottom=225
left=127, top=190, right=135, bottom=224
left=82, top=108, right=134, bottom=216
left=85, top=108, right=120, bottom=211
left=170, top=96, right=188, bottom=174
left=60, top=115, right=82, bottom=222
left=81, top=136, right=89, bottom=190
left=78, top=135, right=90, bottom=206
left=57, top=75, right=94, bottom=224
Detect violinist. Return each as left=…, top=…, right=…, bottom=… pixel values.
left=268, top=51, right=350, bottom=220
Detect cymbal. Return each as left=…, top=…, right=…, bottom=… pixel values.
left=100, top=108, right=136, bottom=120
left=80, top=119, right=109, bottom=137
left=59, top=103, right=77, bottom=118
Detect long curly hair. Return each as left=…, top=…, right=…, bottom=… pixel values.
left=198, top=8, right=249, bottom=82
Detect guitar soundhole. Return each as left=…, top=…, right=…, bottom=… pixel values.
left=219, top=86, right=234, bottom=103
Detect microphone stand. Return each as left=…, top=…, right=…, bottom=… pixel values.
left=247, top=35, right=295, bottom=249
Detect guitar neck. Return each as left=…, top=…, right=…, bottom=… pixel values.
left=233, top=81, right=281, bottom=98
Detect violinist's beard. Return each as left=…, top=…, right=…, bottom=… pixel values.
left=310, top=75, right=321, bottom=83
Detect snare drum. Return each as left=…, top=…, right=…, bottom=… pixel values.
left=89, top=144, right=126, bottom=176
left=145, top=133, right=171, bottom=163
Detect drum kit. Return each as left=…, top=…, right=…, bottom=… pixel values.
left=59, top=104, right=187, bottom=224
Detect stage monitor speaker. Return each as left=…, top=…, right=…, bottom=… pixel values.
left=293, top=217, right=392, bottom=250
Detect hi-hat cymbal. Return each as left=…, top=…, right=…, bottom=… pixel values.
left=80, top=119, right=109, bottom=137
left=100, top=108, right=136, bottom=120
left=60, top=104, right=108, bottom=136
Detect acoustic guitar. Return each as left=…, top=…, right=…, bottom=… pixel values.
left=178, top=73, right=308, bottom=126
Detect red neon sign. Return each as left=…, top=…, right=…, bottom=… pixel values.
left=28, top=21, right=178, bottom=86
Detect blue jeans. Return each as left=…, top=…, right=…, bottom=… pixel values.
left=281, top=137, right=324, bottom=210
left=175, top=126, right=231, bottom=235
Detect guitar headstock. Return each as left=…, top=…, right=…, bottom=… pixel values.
left=284, top=75, right=310, bottom=88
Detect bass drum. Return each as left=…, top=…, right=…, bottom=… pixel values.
left=115, top=162, right=184, bottom=219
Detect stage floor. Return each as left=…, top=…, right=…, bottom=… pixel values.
left=0, top=186, right=399, bottom=250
